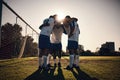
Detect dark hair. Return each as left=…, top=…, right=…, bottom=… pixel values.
left=49, top=15, right=54, bottom=18
left=65, top=15, right=71, bottom=18
left=72, top=17, right=78, bottom=21
left=53, top=14, right=57, bottom=17
left=53, top=14, right=58, bottom=20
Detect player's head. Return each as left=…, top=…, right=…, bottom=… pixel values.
left=72, top=17, right=78, bottom=22
left=53, top=14, right=58, bottom=20
left=65, top=15, right=72, bottom=22
left=62, top=15, right=70, bottom=27
left=65, top=15, right=71, bottom=19
left=49, top=15, right=54, bottom=18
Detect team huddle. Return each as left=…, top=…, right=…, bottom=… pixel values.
left=38, top=14, right=80, bottom=70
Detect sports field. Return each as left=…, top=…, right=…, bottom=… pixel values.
left=0, top=56, right=120, bottom=80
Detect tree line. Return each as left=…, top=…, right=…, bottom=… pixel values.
left=0, top=23, right=119, bottom=59
left=63, top=45, right=120, bottom=56
left=0, top=23, right=38, bottom=59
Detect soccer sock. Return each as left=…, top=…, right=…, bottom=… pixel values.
left=39, top=57, right=43, bottom=67
left=69, top=55, right=74, bottom=67
left=47, top=54, right=51, bottom=64
left=54, top=59, right=56, bottom=64
left=75, top=55, right=79, bottom=66
left=58, top=58, right=61, bottom=63
left=42, top=56, right=47, bottom=67
left=74, top=55, right=76, bottom=65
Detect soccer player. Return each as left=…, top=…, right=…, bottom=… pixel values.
left=64, top=16, right=80, bottom=70
left=47, top=15, right=66, bottom=67
left=51, top=23, right=65, bottom=67
left=38, top=15, right=55, bottom=70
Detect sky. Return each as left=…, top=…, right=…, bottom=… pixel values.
left=2, top=0, right=120, bottom=52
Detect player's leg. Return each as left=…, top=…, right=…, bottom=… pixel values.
left=72, top=41, right=79, bottom=68
left=39, top=35, right=47, bottom=69
left=42, top=49, right=48, bottom=68
left=47, top=42, right=53, bottom=67
left=47, top=49, right=52, bottom=67
left=42, top=48, right=52, bottom=70
left=38, top=48, right=43, bottom=69
left=57, top=43, right=62, bottom=67
left=73, top=49, right=79, bottom=68
left=41, top=35, right=51, bottom=70
left=66, top=49, right=74, bottom=70
left=69, top=49, right=75, bottom=68
left=38, top=35, right=43, bottom=69
left=58, top=49, right=62, bottom=67
left=53, top=50, right=57, bottom=67
left=66, top=40, right=75, bottom=70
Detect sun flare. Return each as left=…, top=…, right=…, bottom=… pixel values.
left=56, top=11, right=65, bottom=21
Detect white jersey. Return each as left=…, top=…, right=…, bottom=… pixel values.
left=50, top=26, right=64, bottom=43
left=68, top=22, right=80, bottom=42
left=40, top=17, right=55, bottom=37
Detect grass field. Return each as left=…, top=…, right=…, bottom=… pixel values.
left=0, top=56, right=120, bottom=80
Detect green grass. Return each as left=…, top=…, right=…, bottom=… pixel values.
left=0, top=56, right=120, bottom=80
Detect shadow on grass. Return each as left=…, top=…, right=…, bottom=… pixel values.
left=71, top=67, right=99, bottom=80
left=25, top=66, right=65, bottom=80
left=56, top=67, right=65, bottom=80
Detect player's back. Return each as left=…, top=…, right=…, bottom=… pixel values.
left=51, top=25, right=63, bottom=43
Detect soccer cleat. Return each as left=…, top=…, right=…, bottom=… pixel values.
left=47, top=64, right=52, bottom=67
left=58, top=62, right=61, bottom=67
left=74, top=66, right=79, bottom=69
left=38, top=66, right=43, bottom=71
left=65, top=65, right=73, bottom=70
left=73, top=64, right=79, bottom=68
left=43, top=66, right=50, bottom=71
left=73, top=64, right=76, bottom=67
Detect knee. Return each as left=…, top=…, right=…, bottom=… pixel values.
left=39, top=52, right=42, bottom=57
left=58, top=50, right=61, bottom=58
left=39, top=49, right=42, bottom=57
left=45, top=49, right=49, bottom=56
left=69, top=49, right=74, bottom=55
left=74, top=50, right=79, bottom=55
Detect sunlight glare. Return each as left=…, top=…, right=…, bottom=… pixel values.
left=57, top=11, right=65, bottom=22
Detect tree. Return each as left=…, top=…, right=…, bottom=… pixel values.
left=23, top=36, right=38, bottom=57
left=99, top=47, right=111, bottom=56
left=78, top=44, right=84, bottom=55
left=0, top=23, right=38, bottom=59
left=0, top=23, right=22, bottom=58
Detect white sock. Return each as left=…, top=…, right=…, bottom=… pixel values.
left=69, top=55, right=74, bottom=67
left=58, top=58, right=61, bottom=63
left=42, top=56, right=47, bottom=67
left=39, top=57, right=43, bottom=67
left=47, top=54, right=51, bottom=64
left=54, top=59, right=56, bottom=64
left=75, top=55, right=79, bottom=66
left=74, top=55, right=76, bottom=65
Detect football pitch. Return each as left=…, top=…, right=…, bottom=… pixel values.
left=0, top=56, right=120, bottom=80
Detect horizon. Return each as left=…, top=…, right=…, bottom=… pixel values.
left=1, top=0, right=120, bottom=52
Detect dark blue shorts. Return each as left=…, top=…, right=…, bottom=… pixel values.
left=39, top=34, right=50, bottom=49
left=51, top=43, right=62, bottom=50
left=67, top=40, right=78, bottom=49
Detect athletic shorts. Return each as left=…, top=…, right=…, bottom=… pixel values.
left=50, top=43, right=62, bottom=50
left=39, top=34, right=50, bottom=49
left=67, top=40, right=78, bottom=49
